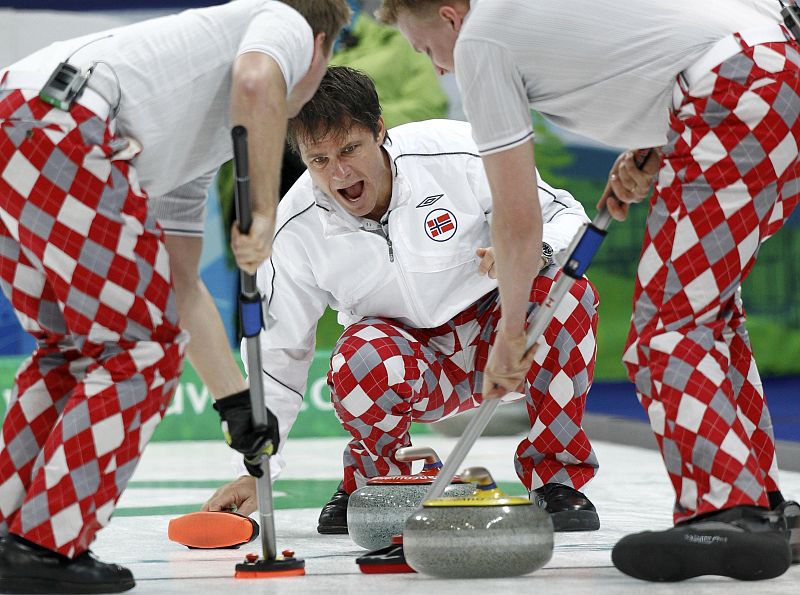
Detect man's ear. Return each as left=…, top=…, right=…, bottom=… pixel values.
left=311, top=32, right=329, bottom=62
left=439, top=3, right=466, bottom=32
left=376, top=116, right=386, bottom=142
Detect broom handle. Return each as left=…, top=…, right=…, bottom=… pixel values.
left=232, top=124, right=277, bottom=561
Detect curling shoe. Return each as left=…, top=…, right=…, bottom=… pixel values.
left=770, top=500, right=800, bottom=564
left=317, top=481, right=349, bottom=534
left=0, top=534, right=134, bottom=594
left=612, top=505, right=792, bottom=582
left=531, top=483, right=600, bottom=531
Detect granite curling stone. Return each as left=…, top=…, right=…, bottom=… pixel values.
left=403, top=466, right=554, bottom=579
left=347, top=446, right=475, bottom=551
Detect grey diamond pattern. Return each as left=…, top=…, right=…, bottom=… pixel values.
left=663, top=356, right=693, bottom=393
left=6, top=426, right=39, bottom=469
left=71, top=460, right=101, bottom=501
left=19, top=201, right=55, bottom=242
left=717, top=53, right=753, bottom=83
left=19, top=492, right=50, bottom=533
left=41, top=147, right=78, bottom=193
left=691, top=436, right=719, bottom=473
left=65, top=286, right=100, bottom=322
left=77, top=239, right=115, bottom=279
left=61, top=400, right=91, bottom=441
left=728, top=132, right=765, bottom=177
left=700, top=221, right=736, bottom=266
left=733, top=466, right=763, bottom=501
left=78, top=116, right=105, bottom=147
left=37, top=299, right=66, bottom=335
left=774, top=81, right=800, bottom=128
left=117, top=374, right=147, bottom=411
left=550, top=411, right=579, bottom=448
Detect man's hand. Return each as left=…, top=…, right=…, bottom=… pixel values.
left=597, top=149, right=660, bottom=221
left=477, top=247, right=545, bottom=279
left=212, top=391, right=279, bottom=478
left=481, top=321, right=536, bottom=400
left=202, top=476, right=258, bottom=516
left=476, top=247, right=497, bottom=278
left=231, top=212, right=275, bottom=275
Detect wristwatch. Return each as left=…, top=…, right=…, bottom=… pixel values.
left=541, top=242, right=554, bottom=270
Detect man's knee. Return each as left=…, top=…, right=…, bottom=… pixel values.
left=164, top=235, right=203, bottom=297
left=329, top=322, right=410, bottom=409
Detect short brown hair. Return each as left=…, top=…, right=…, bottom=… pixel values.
left=376, top=0, right=468, bottom=25
left=277, top=0, right=352, bottom=53
left=287, top=66, right=383, bottom=154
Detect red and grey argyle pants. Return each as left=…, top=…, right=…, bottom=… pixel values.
left=0, top=88, right=188, bottom=557
left=624, top=37, right=800, bottom=523
left=328, top=268, right=600, bottom=494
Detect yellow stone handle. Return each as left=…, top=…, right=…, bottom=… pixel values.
left=459, top=467, right=496, bottom=488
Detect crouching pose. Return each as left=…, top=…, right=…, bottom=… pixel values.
left=204, top=66, right=601, bottom=534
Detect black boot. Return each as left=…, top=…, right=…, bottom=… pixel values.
left=612, top=505, right=792, bottom=582
left=531, top=483, right=600, bottom=531
left=0, top=534, right=135, bottom=594
left=770, top=500, right=800, bottom=564
left=317, top=481, right=349, bottom=535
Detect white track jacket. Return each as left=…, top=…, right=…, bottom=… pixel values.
left=246, top=119, right=589, bottom=478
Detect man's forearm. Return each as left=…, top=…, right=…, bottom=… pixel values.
left=230, top=52, right=288, bottom=217
left=482, top=142, right=543, bottom=334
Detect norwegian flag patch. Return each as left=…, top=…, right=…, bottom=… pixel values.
left=424, top=209, right=458, bottom=242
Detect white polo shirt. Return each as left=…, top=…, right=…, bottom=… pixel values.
left=455, top=0, right=782, bottom=153
left=7, top=0, right=313, bottom=199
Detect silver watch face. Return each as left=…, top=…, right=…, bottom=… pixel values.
left=542, top=242, right=554, bottom=263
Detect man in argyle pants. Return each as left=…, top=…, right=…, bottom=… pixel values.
left=201, top=67, right=602, bottom=536
left=610, top=33, right=800, bottom=578
left=330, top=267, right=599, bottom=501
left=0, top=84, right=188, bottom=592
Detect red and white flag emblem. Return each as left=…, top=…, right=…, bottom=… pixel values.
left=424, top=209, right=457, bottom=241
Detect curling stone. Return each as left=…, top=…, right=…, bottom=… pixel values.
left=347, top=446, right=475, bottom=551
left=403, top=466, right=554, bottom=579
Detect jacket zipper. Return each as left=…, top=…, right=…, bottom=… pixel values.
left=383, top=211, right=424, bottom=324
left=386, top=236, right=394, bottom=262
left=380, top=212, right=394, bottom=262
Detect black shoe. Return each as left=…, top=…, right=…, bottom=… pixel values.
left=612, top=505, right=792, bottom=582
left=0, top=534, right=135, bottom=594
left=531, top=483, right=600, bottom=531
left=770, top=500, right=800, bottom=564
left=317, top=481, right=349, bottom=535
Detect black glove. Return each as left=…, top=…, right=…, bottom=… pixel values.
left=212, top=390, right=279, bottom=478
left=242, top=455, right=265, bottom=478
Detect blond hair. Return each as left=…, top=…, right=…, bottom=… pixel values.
left=376, top=0, right=469, bottom=25
left=277, top=0, right=352, bottom=52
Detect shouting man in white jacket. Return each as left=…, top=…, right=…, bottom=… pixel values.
left=204, top=66, right=601, bottom=534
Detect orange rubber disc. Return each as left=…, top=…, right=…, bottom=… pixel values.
left=167, top=511, right=258, bottom=549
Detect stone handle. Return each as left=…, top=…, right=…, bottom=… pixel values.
left=395, top=446, right=440, bottom=465
left=459, top=467, right=495, bottom=487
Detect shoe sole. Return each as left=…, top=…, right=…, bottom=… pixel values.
left=0, top=577, right=135, bottom=594
left=168, top=511, right=258, bottom=549
left=612, top=530, right=792, bottom=581
left=317, top=524, right=348, bottom=535
left=550, top=510, right=600, bottom=532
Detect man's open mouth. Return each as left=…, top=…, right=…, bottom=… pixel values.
left=338, top=181, right=364, bottom=201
